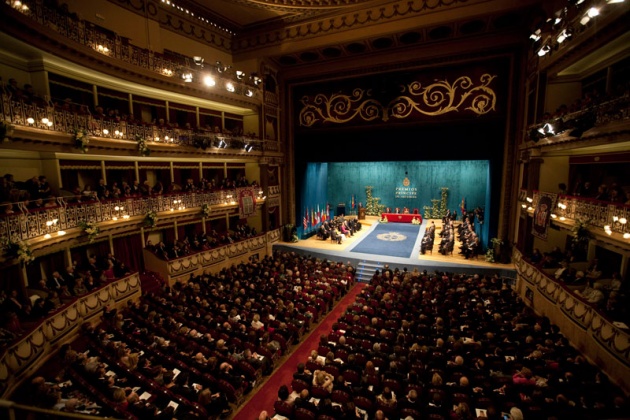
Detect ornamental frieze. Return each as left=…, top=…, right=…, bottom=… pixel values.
left=299, top=74, right=497, bottom=126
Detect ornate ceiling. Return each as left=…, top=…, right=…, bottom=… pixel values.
left=186, top=0, right=546, bottom=70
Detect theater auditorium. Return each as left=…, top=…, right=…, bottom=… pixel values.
left=0, top=0, right=629, bottom=419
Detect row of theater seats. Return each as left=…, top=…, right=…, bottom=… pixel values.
left=16, top=251, right=355, bottom=418
left=273, top=268, right=627, bottom=420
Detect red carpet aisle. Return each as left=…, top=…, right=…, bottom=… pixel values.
left=233, top=282, right=366, bottom=420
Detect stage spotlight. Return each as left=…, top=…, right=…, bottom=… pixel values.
left=537, top=44, right=551, bottom=56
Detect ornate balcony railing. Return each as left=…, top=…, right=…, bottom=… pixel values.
left=513, top=249, right=630, bottom=391
left=1, top=94, right=266, bottom=153
left=523, top=190, right=630, bottom=237
left=0, top=188, right=262, bottom=245
left=0, top=273, right=141, bottom=398
left=3, top=0, right=262, bottom=99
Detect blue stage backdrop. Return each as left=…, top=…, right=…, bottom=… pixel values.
left=299, top=162, right=329, bottom=238
left=300, top=161, right=491, bottom=247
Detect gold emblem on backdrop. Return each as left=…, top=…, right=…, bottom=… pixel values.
left=403, top=177, right=410, bottom=187
left=299, top=74, right=497, bottom=126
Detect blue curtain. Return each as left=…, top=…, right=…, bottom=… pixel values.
left=299, top=163, right=329, bottom=238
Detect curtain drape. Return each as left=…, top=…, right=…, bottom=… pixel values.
left=113, top=234, right=144, bottom=272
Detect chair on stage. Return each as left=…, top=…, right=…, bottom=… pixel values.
left=413, top=208, right=419, bottom=214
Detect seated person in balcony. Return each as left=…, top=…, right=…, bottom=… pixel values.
left=5, top=78, right=22, bottom=98
left=183, top=178, right=196, bottom=193
left=82, top=185, right=97, bottom=201
left=576, top=280, right=605, bottom=306
left=93, top=105, right=105, bottom=119
left=130, top=180, right=140, bottom=196
left=139, top=180, right=151, bottom=196
left=152, top=181, right=164, bottom=195
left=595, top=184, right=609, bottom=201
left=28, top=197, right=45, bottom=210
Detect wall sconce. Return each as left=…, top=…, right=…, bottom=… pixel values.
left=236, top=70, right=245, bottom=80
left=203, top=75, right=216, bottom=87
left=217, top=139, right=227, bottom=149
left=96, top=44, right=110, bottom=54
left=102, top=129, right=109, bottom=135
left=244, top=144, right=253, bottom=152
left=41, top=117, right=53, bottom=127
left=193, top=56, right=204, bottom=66
left=27, top=117, right=35, bottom=125
left=245, top=89, right=254, bottom=97
left=526, top=197, right=533, bottom=203
left=162, top=68, right=174, bottom=77
left=226, top=82, right=235, bottom=92
left=182, top=72, right=193, bottom=83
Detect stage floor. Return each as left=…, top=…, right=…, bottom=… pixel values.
left=275, top=216, right=515, bottom=276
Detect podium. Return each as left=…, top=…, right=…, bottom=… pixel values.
left=336, top=204, right=346, bottom=216
left=358, top=207, right=366, bottom=220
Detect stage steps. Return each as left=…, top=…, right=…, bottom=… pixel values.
left=356, top=260, right=383, bottom=283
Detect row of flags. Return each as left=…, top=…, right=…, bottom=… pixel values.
left=303, top=203, right=330, bottom=230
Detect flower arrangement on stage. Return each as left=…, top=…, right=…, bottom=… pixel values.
left=144, top=210, right=158, bottom=227
left=78, top=220, right=100, bottom=243
left=3, top=237, right=35, bottom=265
left=73, top=128, right=89, bottom=153
left=136, top=134, right=151, bottom=156
left=412, top=217, right=421, bottom=225
left=201, top=203, right=212, bottom=217
left=485, top=237, right=503, bottom=263
left=380, top=215, right=388, bottom=223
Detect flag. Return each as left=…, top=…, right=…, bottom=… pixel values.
left=326, top=203, right=330, bottom=220
left=460, top=197, right=466, bottom=215
left=303, top=207, right=308, bottom=230
left=312, top=209, right=316, bottom=226
left=351, top=194, right=356, bottom=209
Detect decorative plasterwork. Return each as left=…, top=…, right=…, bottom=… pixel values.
left=299, top=74, right=497, bottom=126
left=233, top=0, right=471, bottom=51
left=110, top=0, right=233, bottom=52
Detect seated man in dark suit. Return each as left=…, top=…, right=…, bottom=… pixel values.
left=293, top=362, right=313, bottom=383
left=293, top=388, right=317, bottom=413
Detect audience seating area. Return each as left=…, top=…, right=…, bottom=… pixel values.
left=274, top=267, right=627, bottom=420
left=12, top=251, right=354, bottom=418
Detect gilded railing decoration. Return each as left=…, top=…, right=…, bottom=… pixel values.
left=514, top=249, right=630, bottom=370
left=0, top=189, right=261, bottom=246
left=0, top=274, right=141, bottom=398
left=299, top=74, right=497, bottom=126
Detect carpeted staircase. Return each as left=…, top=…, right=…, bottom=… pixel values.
left=355, top=260, right=383, bottom=283
left=139, top=271, right=165, bottom=294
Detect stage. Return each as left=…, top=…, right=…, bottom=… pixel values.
left=274, top=216, right=515, bottom=281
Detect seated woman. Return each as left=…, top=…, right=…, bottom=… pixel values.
left=403, top=207, right=410, bottom=214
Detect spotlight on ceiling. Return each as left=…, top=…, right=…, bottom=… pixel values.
left=236, top=70, right=245, bottom=80
left=245, top=89, right=254, bottom=97
left=537, top=44, right=551, bottom=56
left=226, top=82, right=235, bottom=92
left=182, top=72, right=193, bottom=82
left=193, top=56, right=204, bottom=66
